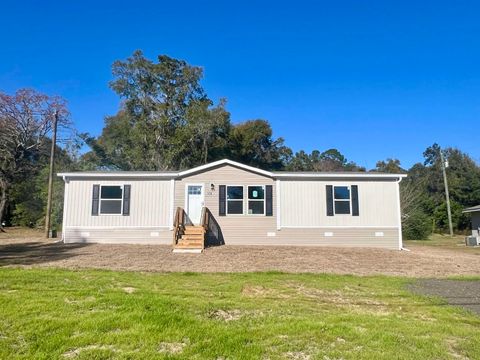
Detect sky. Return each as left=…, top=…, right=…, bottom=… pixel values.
left=1, top=0, right=479, bottom=169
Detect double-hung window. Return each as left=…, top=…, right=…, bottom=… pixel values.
left=333, top=186, right=351, bottom=215
left=100, top=185, right=123, bottom=215
left=248, top=186, right=265, bottom=215
left=226, top=186, right=243, bottom=214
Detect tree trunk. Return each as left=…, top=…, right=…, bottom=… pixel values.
left=203, top=138, right=208, bottom=164
left=0, top=181, right=7, bottom=232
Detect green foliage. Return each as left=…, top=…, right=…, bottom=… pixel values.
left=287, top=149, right=365, bottom=172
left=5, top=137, right=77, bottom=228
left=402, top=211, right=432, bottom=240
left=375, top=158, right=405, bottom=173
left=433, top=201, right=470, bottom=232
left=229, top=119, right=291, bottom=170
left=107, top=50, right=216, bottom=170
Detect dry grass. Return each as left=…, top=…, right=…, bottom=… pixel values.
left=1, top=227, right=480, bottom=277
left=405, top=233, right=480, bottom=253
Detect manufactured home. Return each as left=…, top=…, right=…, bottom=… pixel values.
left=58, top=159, right=406, bottom=251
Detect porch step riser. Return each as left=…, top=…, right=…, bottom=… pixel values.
left=174, top=224, right=205, bottom=252
left=181, top=236, right=204, bottom=241
left=178, top=240, right=203, bottom=246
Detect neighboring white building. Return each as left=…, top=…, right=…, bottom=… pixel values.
left=58, top=159, right=406, bottom=250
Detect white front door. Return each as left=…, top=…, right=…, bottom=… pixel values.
left=186, top=184, right=204, bottom=225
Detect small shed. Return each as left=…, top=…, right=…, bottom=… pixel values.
left=463, top=205, right=480, bottom=235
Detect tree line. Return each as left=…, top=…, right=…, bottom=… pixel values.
left=1, top=51, right=479, bottom=238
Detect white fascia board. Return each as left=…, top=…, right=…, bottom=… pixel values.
left=273, top=173, right=407, bottom=180
left=463, top=208, right=480, bottom=214
left=57, top=172, right=178, bottom=179
left=178, top=159, right=274, bottom=178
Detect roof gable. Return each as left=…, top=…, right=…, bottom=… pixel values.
left=178, top=159, right=274, bottom=178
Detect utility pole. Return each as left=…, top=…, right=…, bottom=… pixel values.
left=45, top=111, right=58, bottom=238
left=439, top=149, right=454, bottom=237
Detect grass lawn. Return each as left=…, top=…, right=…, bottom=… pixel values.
left=0, top=269, right=479, bottom=359
left=405, top=233, right=480, bottom=254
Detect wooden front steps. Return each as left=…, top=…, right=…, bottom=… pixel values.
left=173, top=225, right=205, bottom=253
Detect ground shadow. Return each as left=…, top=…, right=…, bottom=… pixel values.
left=204, top=208, right=224, bottom=247
left=408, top=279, right=480, bottom=316
left=0, top=241, right=92, bottom=267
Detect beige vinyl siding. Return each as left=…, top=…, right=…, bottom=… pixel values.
left=274, top=228, right=398, bottom=249
left=176, top=164, right=277, bottom=244
left=64, top=227, right=171, bottom=244
left=280, top=180, right=400, bottom=228
left=63, top=178, right=172, bottom=244
left=61, top=163, right=401, bottom=248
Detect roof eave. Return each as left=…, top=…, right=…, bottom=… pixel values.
left=463, top=207, right=480, bottom=214
left=273, top=173, right=407, bottom=179
left=57, top=172, right=178, bottom=179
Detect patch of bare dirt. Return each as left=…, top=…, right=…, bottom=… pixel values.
left=285, top=282, right=391, bottom=315
left=122, top=287, right=136, bottom=294
left=208, top=309, right=243, bottom=322
left=284, top=351, right=311, bottom=360
left=444, top=338, right=469, bottom=360
left=1, top=229, right=480, bottom=277
left=62, top=345, right=117, bottom=358
left=242, top=285, right=273, bottom=297
left=158, top=341, right=187, bottom=354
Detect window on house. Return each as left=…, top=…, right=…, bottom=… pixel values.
left=227, top=186, right=243, bottom=214
left=334, top=186, right=351, bottom=214
left=100, top=185, right=123, bottom=214
left=248, top=186, right=265, bottom=215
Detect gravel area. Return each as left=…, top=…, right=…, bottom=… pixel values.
left=409, top=279, right=480, bottom=315
left=1, top=237, right=480, bottom=277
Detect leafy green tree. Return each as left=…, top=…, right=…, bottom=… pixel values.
left=286, top=149, right=364, bottom=172
left=400, top=143, right=480, bottom=236
left=109, top=50, right=211, bottom=170
left=286, top=150, right=312, bottom=171
left=433, top=201, right=469, bottom=232
left=84, top=51, right=232, bottom=171
left=402, top=210, right=432, bottom=240
left=374, top=158, right=405, bottom=173
left=229, top=119, right=291, bottom=170
left=0, top=89, right=70, bottom=229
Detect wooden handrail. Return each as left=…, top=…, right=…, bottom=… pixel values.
left=172, top=207, right=186, bottom=246
left=173, top=207, right=209, bottom=249
left=200, top=207, right=208, bottom=231
left=200, top=207, right=210, bottom=250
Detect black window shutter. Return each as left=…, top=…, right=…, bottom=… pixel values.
left=123, top=185, right=131, bottom=216
left=326, top=185, right=334, bottom=216
left=265, top=185, right=273, bottom=216
left=351, top=185, right=359, bottom=216
left=92, top=184, right=100, bottom=216
left=219, top=185, right=226, bottom=216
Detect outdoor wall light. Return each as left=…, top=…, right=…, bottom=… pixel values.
left=210, top=183, right=215, bottom=191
